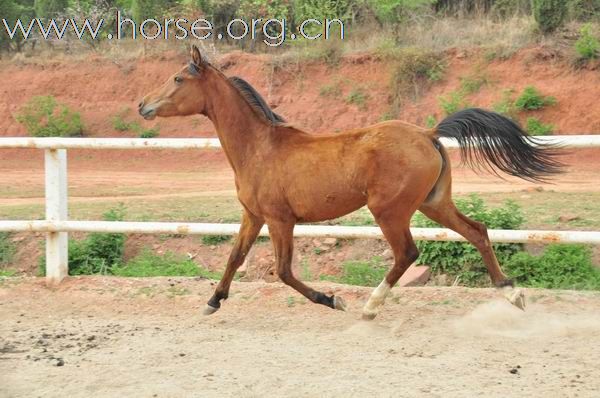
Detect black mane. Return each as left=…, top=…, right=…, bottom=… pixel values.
left=228, top=76, right=286, bottom=125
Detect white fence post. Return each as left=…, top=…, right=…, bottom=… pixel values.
left=44, top=149, right=68, bottom=284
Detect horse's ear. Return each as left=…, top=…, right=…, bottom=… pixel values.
left=191, top=45, right=203, bottom=67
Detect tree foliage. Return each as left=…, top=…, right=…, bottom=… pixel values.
left=532, top=0, right=567, bottom=33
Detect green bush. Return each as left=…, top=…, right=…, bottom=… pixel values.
left=319, top=81, right=342, bottom=97
left=532, top=0, right=567, bottom=34
left=425, top=114, right=437, bottom=128
left=113, top=249, right=221, bottom=278
left=0, top=268, right=16, bottom=277
left=369, top=0, right=434, bottom=24
left=16, top=96, right=84, bottom=137
left=491, top=0, right=531, bottom=18
left=139, top=127, right=160, bottom=138
left=514, top=86, right=556, bottom=111
left=0, top=232, right=15, bottom=264
left=201, top=235, right=232, bottom=245
left=112, top=111, right=159, bottom=138
left=69, top=206, right=126, bottom=275
left=294, top=0, right=353, bottom=27
left=413, top=195, right=524, bottom=286
left=39, top=206, right=126, bottom=276
left=492, top=88, right=517, bottom=118
left=459, top=73, right=489, bottom=94
left=388, top=48, right=445, bottom=102
left=112, top=114, right=136, bottom=132
left=575, top=23, right=599, bottom=60
left=346, top=87, right=369, bottom=109
left=321, top=257, right=388, bottom=287
left=34, top=0, right=69, bottom=18
left=438, top=90, right=470, bottom=116
left=526, top=117, right=554, bottom=135
left=505, top=244, right=600, bottom=290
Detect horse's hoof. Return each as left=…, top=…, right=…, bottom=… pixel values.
left=202, top=304, right=219, bottom=315
left=333, top=296, right=347, bottom=311
left=361, top=311, right=377, bottom=321
left=504, top=287, right=526, bottom=311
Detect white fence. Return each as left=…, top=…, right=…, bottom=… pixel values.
left=1, top=135, right=599, bottom=284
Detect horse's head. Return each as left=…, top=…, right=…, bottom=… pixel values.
left=138, top=45, right=211, bottom=120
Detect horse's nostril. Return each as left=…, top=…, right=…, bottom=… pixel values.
left=138, top=101, right=144, bottom=109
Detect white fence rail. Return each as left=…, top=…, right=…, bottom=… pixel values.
left=2, top=135, right=600, bottom=149
left=1, top=136, right=599, bottom=284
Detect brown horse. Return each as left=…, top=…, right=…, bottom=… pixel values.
left=139, top=46, right=562, bottom=319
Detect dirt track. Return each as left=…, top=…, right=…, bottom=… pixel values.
left=1, top=277, right=599, bottom=397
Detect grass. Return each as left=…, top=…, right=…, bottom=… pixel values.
left=492, top=88, right=518, bottom=118
left=301, top=259, right=312, bottom=281
left=319, top=81, right=343, bottom=97
left=0, top=232, right=15, bottom=264
left=346, top=87, right=369, bottom=109
left=113, top=249, right=222, bottom=278
left=459, top=72, right=491, bottom=94
left=514, top=86, right=557, bottom=111
left=111, top=110, right=160, bottom=138
left=526, top=117, right=554, bottom=136
left=201, top=235, right=232, bottom=245
left=321, top=257, right=388, bottom=287
left=439, top=90, right=470, bottom=116
left=0, top=268, right=17, bottom=277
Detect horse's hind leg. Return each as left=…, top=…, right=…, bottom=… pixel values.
left=268, top=219, right=347, bottom=311
left=204, top=210, right=264, bottom=315
left=362, top=219, right=419, bottom=320
left=419, top=190, right=525, bottom=310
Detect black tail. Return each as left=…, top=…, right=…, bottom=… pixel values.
left=435, top=108, right=564, bottom=182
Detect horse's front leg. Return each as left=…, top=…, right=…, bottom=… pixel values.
left=204, top=210, right=264, bottom=315
left=268, top=220, right=347, bottom=311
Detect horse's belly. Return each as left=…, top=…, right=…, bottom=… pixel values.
left=290, top=189, right=367, bottom=222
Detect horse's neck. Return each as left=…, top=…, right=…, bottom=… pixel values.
left=203, top=76, right=271, bottom=174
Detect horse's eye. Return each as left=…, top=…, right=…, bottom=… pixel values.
left=174, top=76, right=183, bottom=84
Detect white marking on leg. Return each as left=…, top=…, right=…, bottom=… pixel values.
left=502, top=286, right=526, bottom=311
left=362, top=279, right=391, bottom=319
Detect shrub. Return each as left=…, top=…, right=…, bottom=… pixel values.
left=492, top=88, right=517, bottom=118
left=505, top=244, right=600, bottom=290
left=532, top=0, right=567, bottom=34
left=346, top=87, right=369, bottom=109
left=34, top=0, right=69, bottom=18
left=139, top=127, right=160, bottom=138
left=321, top=257, right=388, bottom=287
left=319, top=81, right=342, bottom=97
left=425, top=114, right=437, bottom=128
left=16, top=96, right=84, bottom=137
left=369, top=0, right=434, bottom=24
left=113, top=249, right=221, bottom=278
left=438, top=90, right=470, bottom=116
left=112, top=112, right=159, bottom=138
left=388, top=48, right=445, bottom=102
left=514, top=86, right=556, bottom=111
left=575, top=23, right=599, bottom=60
left=413, top=195, right=524, bottom=286
left=526, top=117, right=554, bottom=135
left=39, top=206, right=126, bottom=276
left=459, top=73, right=489, bottom=94
left=0, top=268, right=16, bottom=277
left=68, top=206, right=126, bottom=275
left=112, top=113, right=136, bottom=132
left=201, top=235, right=232, bottom=245
left=0, top=232, right=15, bottom=264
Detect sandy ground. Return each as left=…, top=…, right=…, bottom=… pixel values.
left=1, top=277, right=599, bottom=398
